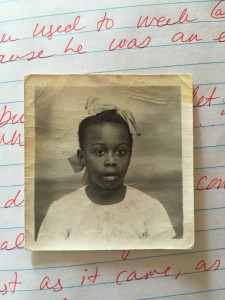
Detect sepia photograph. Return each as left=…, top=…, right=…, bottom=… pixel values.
left=25, top=74, right=194, bottom=250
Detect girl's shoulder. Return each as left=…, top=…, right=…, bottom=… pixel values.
left=49, top=186, right=88, bottom=211
left=125, top=185, right=166, bottom=212
left=125, top=185, right=156, bottom=202
left=125, top=185, right=175, bottom=237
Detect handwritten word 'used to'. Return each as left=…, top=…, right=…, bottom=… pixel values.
left=1, top=2, right=225, bottom=64
left=33, top=16, right=86, bottom=40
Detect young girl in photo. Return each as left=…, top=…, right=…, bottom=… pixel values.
left=37, top=98, right=175, bottom=249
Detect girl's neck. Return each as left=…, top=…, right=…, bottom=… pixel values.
left=85, top=184, right=126, bottom=205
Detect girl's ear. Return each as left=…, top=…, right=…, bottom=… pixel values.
left=77, top=149, right=85, bottom=166
left=68, top=149, right=85, bottom=173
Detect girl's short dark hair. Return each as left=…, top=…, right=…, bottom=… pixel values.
left=78, top=109, right=133, bottom=149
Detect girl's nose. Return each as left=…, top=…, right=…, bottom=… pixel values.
left=104, top=153, right=117, bottom=167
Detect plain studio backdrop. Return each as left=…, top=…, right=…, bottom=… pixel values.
left=34, top=84, right=182, bottom=240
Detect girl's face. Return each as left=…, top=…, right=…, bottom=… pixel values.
left=80, top=122, right=132, bottom=190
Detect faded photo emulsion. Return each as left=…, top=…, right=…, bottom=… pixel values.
left=25, top=74, right=194, bottom=250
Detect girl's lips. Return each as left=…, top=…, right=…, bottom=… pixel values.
left=102, top=174, right=119, bottom=181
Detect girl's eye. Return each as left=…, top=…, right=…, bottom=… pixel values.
left=116, top=148, right=126, bottom=156
left=95, top=149, right=105, bottom=156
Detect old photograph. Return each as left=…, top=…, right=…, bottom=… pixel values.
left=25, top=74, right=194, bottom=250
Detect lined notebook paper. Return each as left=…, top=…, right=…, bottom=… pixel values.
left=0, top=0, right=225, bottom=298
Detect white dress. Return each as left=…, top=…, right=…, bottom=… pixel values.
left=37, top=185, right=176, bottom=250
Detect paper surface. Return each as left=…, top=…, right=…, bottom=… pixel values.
left=0, top=0, right=225, bottom=298
left=24, top=74, right=193, bottom=250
